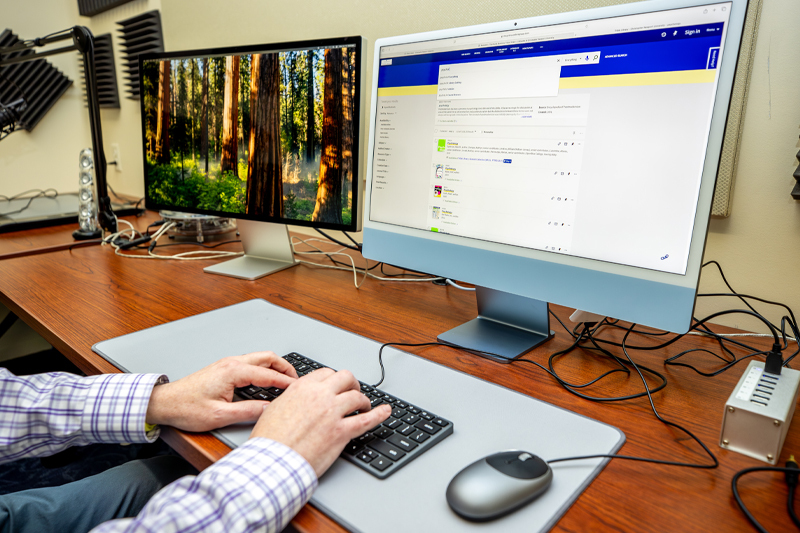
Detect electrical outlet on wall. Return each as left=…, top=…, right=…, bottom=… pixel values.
left=111, top=143, right=122, bottom=172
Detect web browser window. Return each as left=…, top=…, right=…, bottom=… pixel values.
left=369, top=3, right=732, bottom=275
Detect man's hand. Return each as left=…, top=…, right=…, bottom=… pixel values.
left=146, top=351, right=298, bottom=432
left=250, top=368, right=392, bottom=477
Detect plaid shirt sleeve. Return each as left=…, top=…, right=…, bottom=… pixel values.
left=0, top=368, right=165, bottom=464
left=91, top=438, right=318, bottom=533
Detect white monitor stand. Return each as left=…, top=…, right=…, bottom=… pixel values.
left=204, top=219, right=296, bottom=280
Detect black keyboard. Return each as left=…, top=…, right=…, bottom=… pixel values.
left=234, top=352, right=454, bottom=479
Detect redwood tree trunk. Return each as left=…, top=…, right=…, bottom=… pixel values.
left=155, top=60, right=171, bottom=165
left=201, top=58, right=209, bottom=174
left=341, top=49, right=354, bottom=209
left=311, top=48, right=343, bottom=225
left=220, top=56, right=240, bottom=176
left=306, top=50, right=314, bottom=163
left=246, top=53, right=283, bottom=217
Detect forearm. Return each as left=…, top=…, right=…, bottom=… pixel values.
left=0, top=369, right=164, bottom=464
left=90, top=438, right=318, bottom=533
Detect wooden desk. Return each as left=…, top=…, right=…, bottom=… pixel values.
left=0, top=213, right=797, bottom=532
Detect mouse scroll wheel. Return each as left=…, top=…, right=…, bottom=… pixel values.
left=518, top=452, right=533, bottom=462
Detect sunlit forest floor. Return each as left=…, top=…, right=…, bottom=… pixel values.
left=146, top=151, right=352, bottom=224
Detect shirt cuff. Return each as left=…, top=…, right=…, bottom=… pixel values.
left=209, top=438, right=319, bottom=530
left=81, top=373, right=168, bottom=444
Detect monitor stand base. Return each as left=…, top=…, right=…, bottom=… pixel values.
left=204, top=219, right=297, bottom=281
left=438, top=286, right=553, bottom=362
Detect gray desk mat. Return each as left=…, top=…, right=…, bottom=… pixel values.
left=93, top=298, right=624, bottom=532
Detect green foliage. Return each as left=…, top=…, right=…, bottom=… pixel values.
left=146, top=158, right=245, bottom=214
left=284, top=192, right=315, bottom=221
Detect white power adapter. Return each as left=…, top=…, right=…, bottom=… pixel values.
left=719, top=360, right=800, bottom=465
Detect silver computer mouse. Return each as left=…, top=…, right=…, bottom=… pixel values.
left=446, top=450, right=553, bottom=521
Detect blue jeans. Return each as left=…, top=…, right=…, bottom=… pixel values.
left=0, top=455, right=196, bottom=533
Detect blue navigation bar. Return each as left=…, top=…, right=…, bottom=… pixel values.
left=378, top=23, right=725, bottom=88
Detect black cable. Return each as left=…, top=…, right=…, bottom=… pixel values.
left=343, top=231, right=361, bottom=250
left=373, top=331, right=716, bottom=471
left=0, top=189, right=59, bottom=216
left=702, top=260, right=798, bottom=333
left=106, top=182, right=143, bottom=208
left=544, top=322, right=668, bottom=402
left=314, top=228, right=360, bottom=251
left=732, top=466, right=800, bottom=533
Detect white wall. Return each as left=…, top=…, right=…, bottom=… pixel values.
left=1, top=0, right=799, bottom=334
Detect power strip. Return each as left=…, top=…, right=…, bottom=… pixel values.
left=720, top=360, right=800, bottom=465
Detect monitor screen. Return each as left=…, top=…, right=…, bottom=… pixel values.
left=140, top=37, right=363, bottom=232
left=363, top=0, right=747, bottom=347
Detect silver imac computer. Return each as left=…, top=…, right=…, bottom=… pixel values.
left=362, top=0, right=748, bottom=360
left=140, top=36, right=365, bottom=280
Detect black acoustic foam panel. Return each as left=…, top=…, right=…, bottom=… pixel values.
left=81, top=33, right=120, bottom=108
left=117, top=10, right=164, bottom=100
left=77, top=0, right=137, bottom=17
left=0, top=29, right=73, bottom=131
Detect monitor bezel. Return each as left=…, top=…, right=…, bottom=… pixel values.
left=139, top=35, right=364, bottom=232
left=361, top=0, right=747, bottom=333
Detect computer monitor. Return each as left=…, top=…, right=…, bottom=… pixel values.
left=139, top=36, right=364, bottom=279
left=362, top=0, right=748, bottom=360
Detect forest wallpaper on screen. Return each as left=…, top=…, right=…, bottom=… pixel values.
left=142, top=46, right=356, bottom=225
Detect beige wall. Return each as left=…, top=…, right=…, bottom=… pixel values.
left=1, top=0, right=799, bottom=333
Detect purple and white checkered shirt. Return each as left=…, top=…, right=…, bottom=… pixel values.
left=0, top=369, right=163, bottom=463
left=93, top=438, right=318, bottom=533
left=0, top=369, right=318, bottom=532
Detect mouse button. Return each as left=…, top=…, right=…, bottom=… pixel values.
left=486, top=452, right=548, bottom=480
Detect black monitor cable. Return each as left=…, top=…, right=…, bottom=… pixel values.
left=732, top=460, right=800, bottom=533
left=342, top=231, right=361, bottom=250
left=371, top=329, right=718, bottom=471
left=314, top=228, right=360, bottom=251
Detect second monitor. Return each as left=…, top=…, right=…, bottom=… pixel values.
left=140, top=36, right=364, bottom=279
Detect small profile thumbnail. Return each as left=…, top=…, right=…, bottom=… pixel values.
left=435, top=164, right=444, bottom=179
left=431, top=206, right=440, bottom=219
left=433, top=185, right=442, bottom=197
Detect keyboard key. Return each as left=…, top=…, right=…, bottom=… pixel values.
left=254, top=391, right=273, bottom=401
left=394, top=401, right=408, bottom=409
left=410, top=430, right=430, bottom=443
left=398, top=424, right=415, bottom=436
left=391, top=407, right=407, bottom=419
left=406, top=406, right=421, bottom=415
left=357, top=449, right=379, bottom=463
left=243, top=386, right=261, bottom=396
left=419, top=411, right=435, bottom=421
left=415, top=421, right=441, bottom=435
left=370, top=397, right=385, bottom=408
left=357, top=452, right=374, bottom=463
left=344, top=442, right=363, bottom=455
left=382, top=394, right=397, bottom=403
left=384, top=417, right=403, bottom=429
left=368, top=440, right=406, bottom=461
left=373, top=427, right=394, bottom=439
left=371, top=456, right=393, bottom=472
left=433, top=418, right=448, bottom=427
left=402, top=414, right=420, bottom=425
left=354, top=433, right=374, bottom=446
left=387, top=434, right=418, bottom=452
